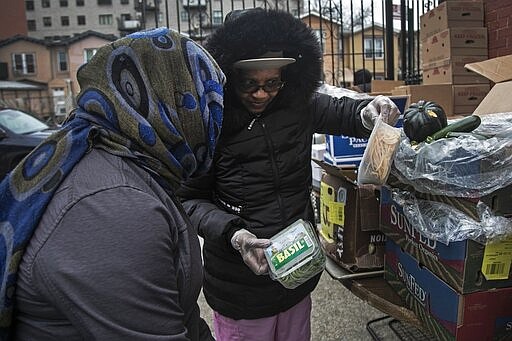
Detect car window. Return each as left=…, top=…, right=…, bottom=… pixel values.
left=0, top=109, right=49, bottom=134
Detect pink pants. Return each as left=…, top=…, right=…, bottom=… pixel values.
left=213, top=295, right=312, bottom=341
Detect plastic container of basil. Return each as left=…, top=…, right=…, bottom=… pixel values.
left=264, top=219, right=326, bottom=289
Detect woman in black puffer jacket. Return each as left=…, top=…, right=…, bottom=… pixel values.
left=178, top=8, right=399, bottom=341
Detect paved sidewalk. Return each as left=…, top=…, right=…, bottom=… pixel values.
left=198, top=270, right=403, bottom=340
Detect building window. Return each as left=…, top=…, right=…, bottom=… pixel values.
left=84, top=48, right=98, bottom=63
left=77, top=15, right=86, bottom=25
left=41, top=0, right=50, bottom=7
left=43, top=17, right=52, bottom=27
left=12, top=53, right=36, bottom=75
left=76, top=0, right=84, bottom=5
left=213, top=10, right=222, bottom=25
left=57, top=51, right=68, bottom=71
left=120, top=0, right=129, bottom=4
left=97, top=0, right=112, bottom=4
left=99, top=14, right=113, bottom=25
left=314, top=29, right=326, bottom=53
left=26, top=0, right=35, bottom=10
left=53, top=87, right=64, bottom=96
left=364, top=37, right=384, bottom=59
left=60, top=0, right=68, bottom=6
left=180, top=10, right=189, bottom=22
left=27, top=20, right=36, bottom=31
left=61, top=16, right=69, bottom=26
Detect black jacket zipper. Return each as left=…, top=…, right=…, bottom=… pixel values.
left=249, top=115, right=287, bottom=226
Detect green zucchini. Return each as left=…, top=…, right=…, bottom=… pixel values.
left=445, top=131, right=487, bottom=140
left=426, top=115, right=481, bottom=143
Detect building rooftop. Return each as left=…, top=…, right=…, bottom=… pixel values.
left=0, top=30, right=117, bottom=48
left=0, top=80, right=46, bottom=91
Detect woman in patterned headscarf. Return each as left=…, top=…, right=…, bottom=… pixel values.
left=0, top=28, right=224, bottom=340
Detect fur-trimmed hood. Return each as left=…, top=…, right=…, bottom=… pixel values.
left=205, top=9, right=323, bottom=106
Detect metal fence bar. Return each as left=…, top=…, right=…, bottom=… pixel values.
left=134, top=0, right=438, bottom=86
left=370, top=0, right=376, bottom=81
left=400, top=0, right=407, bottom=81
left=148, top=1, right=412, bottom=86
left=384, top=0, right=394, bottom=80
left=8, top=0, right=453, bottom=120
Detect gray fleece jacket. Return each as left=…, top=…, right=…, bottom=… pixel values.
left=14, top=148, right=213, bottom=341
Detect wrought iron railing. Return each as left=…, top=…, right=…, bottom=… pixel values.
left=136, top=0, right=440, bottom=86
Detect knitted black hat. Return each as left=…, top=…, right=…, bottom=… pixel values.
left=205, top=8, right=323, bottom=101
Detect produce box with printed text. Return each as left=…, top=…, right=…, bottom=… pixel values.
left=390, top=83, right=489, bottom=116
left=317, top=161, right=385, bottom=271
left=385, top=238, right=512, bottom=341
left=422, top=55, right=489, bottom=85
left=419, top=1, right=484, bottom=41
left=421, top=27, right=488, bottom=66
left=380, top=185, right=512, bottom=294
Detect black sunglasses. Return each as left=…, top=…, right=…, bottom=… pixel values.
left=236, top=79, right=285, bottom=94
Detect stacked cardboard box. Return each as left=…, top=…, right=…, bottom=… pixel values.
left=380, top=185, right=512, bottom=340
left=379, top=55, right=512, bottom=340
left=421, top=1, right=489, bottom=116
left=384, top=236, right=512, bottom=341
left=393, top=1, right=490, bottom=116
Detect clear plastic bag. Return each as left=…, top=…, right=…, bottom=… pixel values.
left=392, top=112, right=512, bottom=197
left=393, top=189, right=512, bottom=244
left=316, top=83, right=371, bottom=100
left=357, top=116, right=401, bottom=185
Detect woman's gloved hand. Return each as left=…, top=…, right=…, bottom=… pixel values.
left=361, top=95, right=401, bottom=130
left=231, top=229, right=272, bottom=275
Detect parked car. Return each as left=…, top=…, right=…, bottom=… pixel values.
left=0, top=108, right=57, bottom=180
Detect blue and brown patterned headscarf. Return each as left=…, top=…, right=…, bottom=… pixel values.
left=0, top=27, right=224, bottom=335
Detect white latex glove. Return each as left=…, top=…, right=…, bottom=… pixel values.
left=231, top=229, right=272, bottom=275
left=361, top=95, right=401, bottom=130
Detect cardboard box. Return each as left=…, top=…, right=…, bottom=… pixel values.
left=391, top=84, right=452, bottom=114
left=380, top=186, right=512, bottom=294
left=391, top=83, right=489, bottom=116
left=385, top=239, right=512, bottom=341
left=324, top=135, right=368, bottom=167
left=371, top=80, right=405, bottom=94
left=422, top=28, right=488, bottom=66
left=452, top=83, right=489, bottom=107
left=422, top=56, right=489, bottom=85
left=465, top=54, right=512, bottom=115
left=318, top=162, right=385, bottom=271
left=323, top=95, right=408, bottom=166
left=419, top=1, right=484, bottom=41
